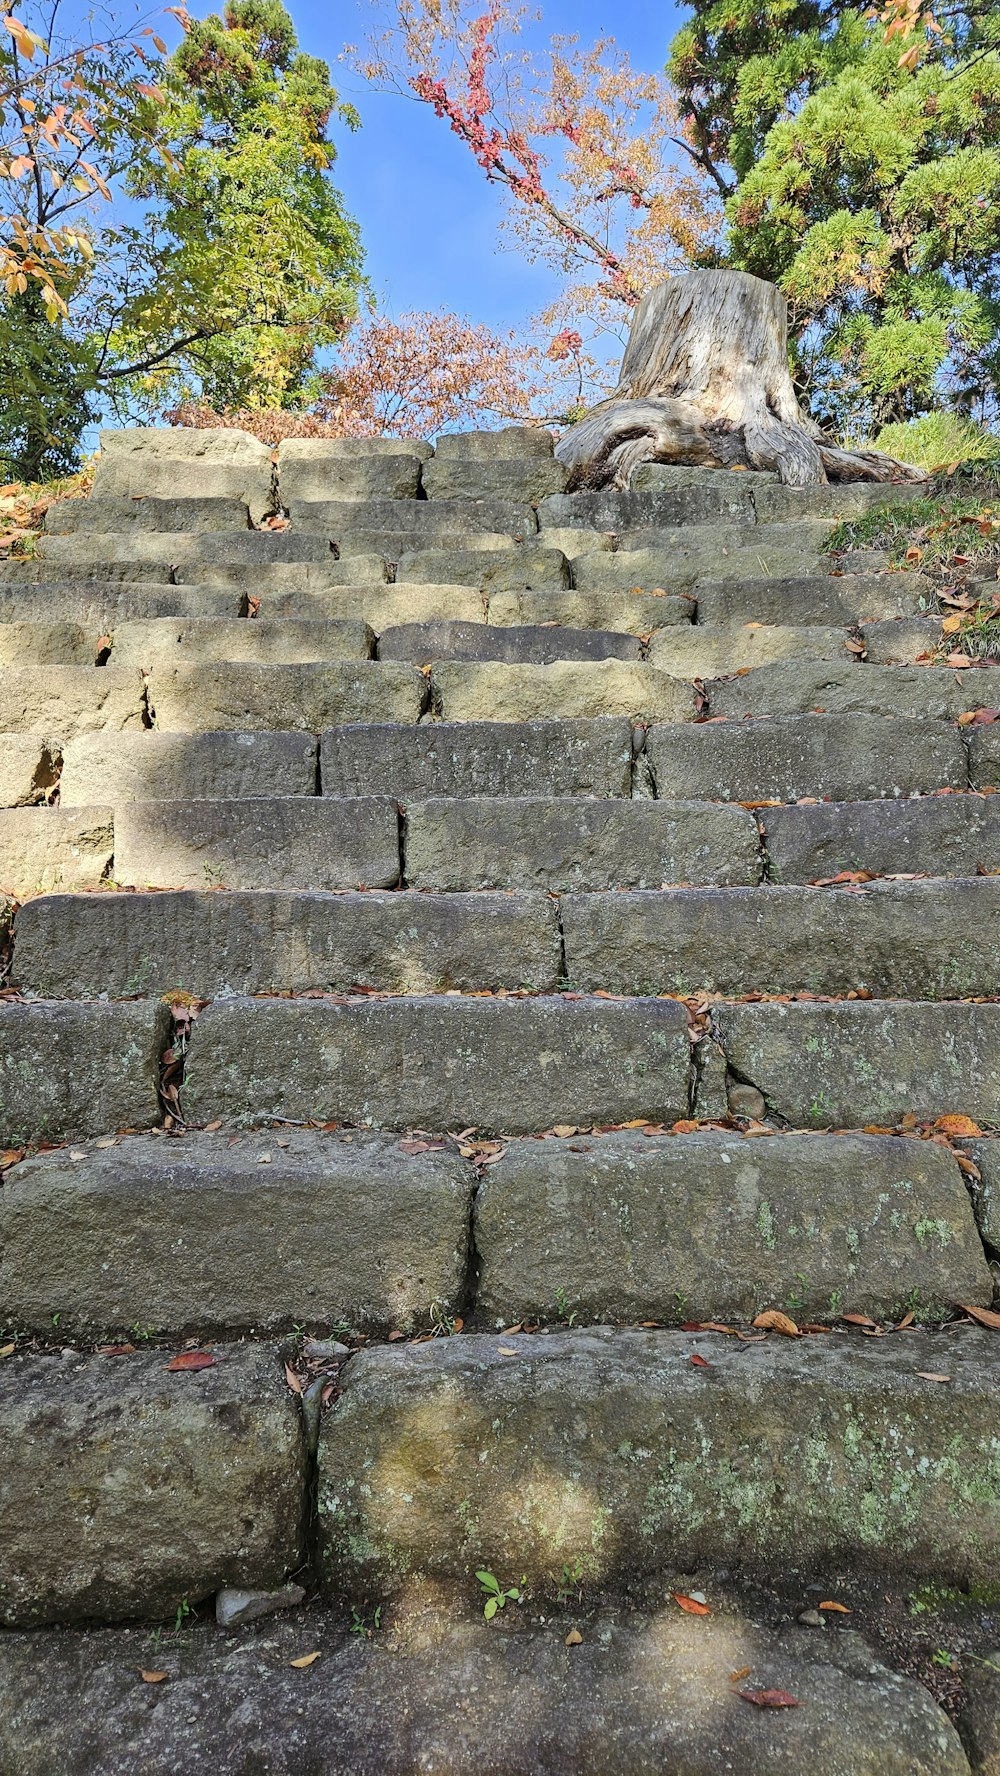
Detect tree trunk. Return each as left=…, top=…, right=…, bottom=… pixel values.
left=556, top=270, right=927, bottom=490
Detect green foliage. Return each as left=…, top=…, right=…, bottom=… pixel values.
left=669, top=0, right=1000, bottom=433
left=874, top=414, right=1000, bottom=472
left=475, top=1570, right=523, bottom=1620
left=824, top=491, right=1000, bottom=571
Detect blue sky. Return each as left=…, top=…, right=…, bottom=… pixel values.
left=298, top=0, right=685, bottom=335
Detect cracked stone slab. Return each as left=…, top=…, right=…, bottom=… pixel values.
left=705, top=662, right=988, bottom=721
left=395, top=547, right=570, bottom=591
left=317, top=1325, right=1000, bottom=1598
left=762, top=794, right=1000, bottom=882
left=252, top=584, right=487, bottom=627
left=647, top=623, right=849, bottom=676
left=694, top=573, right=928, bottom=626
left=288, top=495, right=534, bottom=537
left=59, top=731, right=318, bottom=805
left=319, top=718, right=633, bottom=799
left=111, top=618, right=374, bottom=667
left=474, top=1128, right=991, bottom=1326
left=182, top=995, right=691, bottom=1134
left=0, top=667, right=143, bottom=733
left=0, top=1129, right=473, bottom=1338
left=431, top=661, right=695, bottom=723
left=0, top=999, right=169, bottom=1145
left=92, top=426, right=276, bottom=523
left=174, top=555, right=390, bottom=590
left=645, top=715, right=966, bottom=803
left=0, top=621, right=96, bottom=665
left=0, top=1341, right=304, bottom=1626
left=0, top=735, right=60, bottom=806
left=487, top=587, right=694, bottom=633
left=145, top=662, right=425, bottom=731
left=0, top=583, right=244, bottom=623
left=0, top=806, right=113, bottom=896
left=380, top=620, right=640, bottom=664
left=539, top=479, right=757, bottom=529
left=45, top=496, right=253, bottom=532
left=0, top=1606, right=970, bottom=1775
left=112, top=798, right=401, bottom=891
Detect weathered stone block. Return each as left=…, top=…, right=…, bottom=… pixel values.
left=969, top=726, right=1000, bottom=790
left=183, top=995, right=691, bottom=1133
left=113, top=798, right=400, bottom=891
left=0, top=1000, right=168, bottom=1144
left=964, top=1141, right=1000, bottom=1257
left=92, top=426, right=276, bottom=524
left=488, top=588, right=694, bottom=633
left=405, top=798, right=761, bottom=890
left=38, top=530, right=331, bottom=568
left=434, top=426, right=555, bottom=459
left=695, top=573, right=927, bottom=627
left=0, top=1343, right=304, bottom=1625
left=290, top=496, right=536, bottom=537
left=0, top=622, right=94, bottom=665
left=432, top=661, right=695, bottom=723
left=320, top=718, right=632, bottom=799
left=572, top=532, right=826, bottom=593
left=561, top=879, right=1000, bottom=998
left=752, top=480, right=929, bottom=524
left=474, top=1129, right=992, bottom=1324
left=396, top=546, right=570, bottom=590
left=112, top=618, right=374, bottom=667
left=706, top=662, right=980, bottom=721
left=146, top=662, right=425, bottom=731
left=0, top=583, right=244, bottom=624
left=763, top=794, right=1000, bottom=882
left=176, top=556, right=390, bottom=590
left=421, top=458, right=568, bottom=502
left=380, top=621, right=641, bottom=664
left=255, top=584, right=487, bottom=628
left=539, top=483, right=756, bottom=532
left=0, top=667, right=143, bottom=733
left=0, top=559, right=170, bottom=585
left=45, top=496, right=252, bottom=532
left=0, top=807, right=112, bottom=896
left=860, top=618, right=943, bottom=663
left=958, top=1642, right=1000, bottom=1776
left=648, top=624, right=849, bottom=676
left=337, top=529, right=516, bottom=561
left=59, top=730, right=317, bottom=806
left=646, top=715, right=966, bottom=803
left=0, top=1130, right=472, bottom=1337
left=277, top=438, right=425, bottom=502
left=14, top=889, right=561, bottom=997
left=715, top=999, right=1000, bottom=1126
left=317, top=1326, right=1000, bottom=1595
left=0, top=1603, right=970, bottom=1776
left=0, top=736, right=58, bottom=806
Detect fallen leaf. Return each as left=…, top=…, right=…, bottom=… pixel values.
left=689, top=1353, right=711, bottom=1368
left=933, top=1114, right=982, bottom=1137
left=739, top=1688, right=800, bottom=1709
left=290, top=1652, right=321, bottom=1669
left=551, top=1124, right=578, bottom=1137
left=753, top=1309, right=800, bottom=1336
left=141, top=1670, right=168, bottom=1684
left=841, top=1313, right=878, bottom=1328
left=0, top=1341, right=15, bottom=1358
left=284, top=1362, right=303, bottom=1395
left=565, top=1628, right=583, bottom=1646
left=958, top=1303, right=1000, bottom=1329
left=497, top=1346, right=519, bottom=1356
left=165, top=1350, right=215, bottom=1372
left=673, top=1593, right=711, bottom=1615
left=0, top=1148, right=24, bottom=1168
left=941, top=613, right=963, bottom=634
left=916, top=1372, right=951, bottom=1383
left=204, top=1120, right=223, bottom=1131
left=729, top=1665, right=752, bottom=1683
left=818, top=1601, right=851, bottom=1614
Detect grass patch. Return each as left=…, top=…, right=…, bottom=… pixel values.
left=824, top=489, right=1000, bottom=580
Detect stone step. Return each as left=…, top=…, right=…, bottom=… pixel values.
left=58, top=731, right=318, bottom=805
left=181, top=994, right=691, bottom=1132
left=862, top=617, right=943, bottom=662
left=0, top=1342, right=303, bottom=1627
left=430, top=661, right=694, bottom=722
left=253, top=581, right=487, bottom=625
left=713, top=999, right=1000, bottom=1127
left=0, top=1600, right=971, bottom=1776
left=0, top=621, right=100, bottom=665
left=45, top=495, right=253, bottom=532
left=379, top=620, right=642, bottom=663
left=112, top=800, right=401, bottom=891
left=111, top=617, right=375, bottom=666
left=91, top=425, right=275, bottom=523
left=648, top=622, right=850, bottom=675
left=175, top=555, right=390, bottom=589
left=0, top=666, right=143, bottom=734
left=487, top=586, right=694, bottom=631
left=539, top=479, right=759, bottom=530
left=422, top=454, right=567, bottom=503
left=970, top=726, right=1000, bottom=788
left=572, top=536, right=828, bottom=593
left=560, top=878, right=1000, bottom=998
left=645, top=714, right=966, bottom=802
left=337, top=527, right=518, bottom=560
left=317, top=1326, right=1000, bottom=1599
left=0, top=1129, right=473, bottom=1338
left=37, top=531, right=334, bottom=567
left=0, top=580, right=244, bottom=622
left=705, top=662, right=992, bottom=721
left=2, top=1125, right=987, bottom=1340
left=404, top=797, right=761, bottom=888
left=319, top=718, right=633, bottom=799
left=0, top=999, right=168, bottom=1145
left=145, top=661, right=425, bottom=731
left=276, top=436, right=433, bottom=504
left=0, top=806, right=112, bottom=895
left=0, top=557, right=176, bottom=584
left=0, top=735, right=59, bottom=806
left=13, top=889, right=561, bottom=995
left=288, top=494, right=537, bottom=536
left=474, top=1128, right=991, bottom=1325
left=762, top=792, right=1000, bottom=882
left=695, top=572, right=929, bottom=626
left=395, top=545, right=570, bottom=590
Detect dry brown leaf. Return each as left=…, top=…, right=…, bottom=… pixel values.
left=673, top=1592, right=711, bottom=1615
left=739, top=1688, right=800, bottom=1709
left=818, top=1601, right=851, bottom=1614
left=283, top=1362, right=303, bottom=1395
left=841, top=1313, right=878, bottom=1327
left=729, top=1665, right=752, bottom=1683
left=0, top=1342, right=15, bottom=1359
left=0, top=1148, right=25, bottom=1169
left=753, top=1309, right=800, bottom=1336
left=565, top=1628, right=583, bottom=1646
left=141, top=1670, right=168, bottom=1684
left=164, top=1350, right=215, bottom=1372
left=290, top=1652, right=321, bottom=1669
left=958, top=1303, right=1000, bottom=1330
left=941, top=613, right=963, bottom=634
left=916, top=1371, right=951, bottom=1383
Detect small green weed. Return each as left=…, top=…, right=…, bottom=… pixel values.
left=349, top=1604, right=382, bottom=1638
left=476, top=1571, right=523, bottom=1620
left=554, top=1288, right=577, bottom=1327
left=174, top=1596, right=191, bottom=1635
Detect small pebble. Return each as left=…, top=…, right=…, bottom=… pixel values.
left=797, top=1609, right=826, bottom=1627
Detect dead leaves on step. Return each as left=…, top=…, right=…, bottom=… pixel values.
left=738, top=1688, right=800, bottom=1709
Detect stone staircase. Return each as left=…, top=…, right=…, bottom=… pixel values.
left=0, top=424, right=998, bottom=1775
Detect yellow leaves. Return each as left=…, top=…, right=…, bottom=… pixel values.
left=3, top=15, right=48, bottom=60
left=940, top=613, right=963, bottom=635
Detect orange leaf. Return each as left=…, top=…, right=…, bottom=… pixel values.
left=290, top=1652, right=321, bottom=1668
left=940, top=613, right=963, bottom=634
left=283, top=1362, right=303, bottom=1395
left=673, top=1592, right=711, bottom=1615
left=165, top=1350, right=214, bottom=1371
left=818, top=1601, right=851, bottom=1614
left=958, top=1303, right=1000, bottom=1330
left=141, top=1670, right=168, bottom=1683
left=841, top=1313, right=878, bottom=1327
left=933, top=1114, right=981, bottom=1136
left=730, top=1665, right=752, bottom=1683
left=689, top=1353, right=711, bottom=1368
left=0, top=1147, right=24, bottom=1168
left=752, top=1309, right=800, bottom=1336
left=739, top=1688, right=800, bottom=1708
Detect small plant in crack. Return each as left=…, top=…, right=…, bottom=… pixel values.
left=554, top=1287, right=577, bottom=1327
left=476, top=1571, right=524, bottom=1620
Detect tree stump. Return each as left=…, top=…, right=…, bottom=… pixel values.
left=555, top=270, right=926, bottom=490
